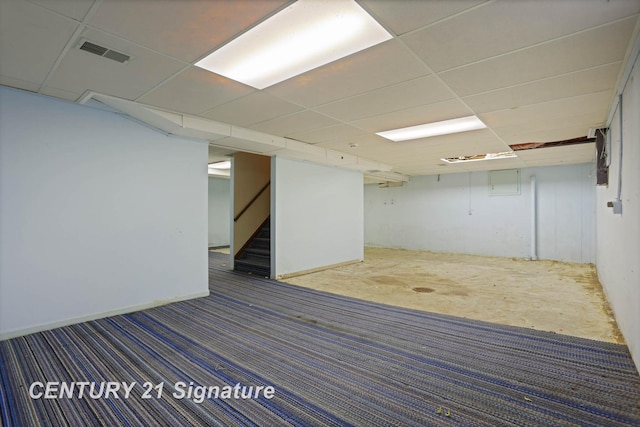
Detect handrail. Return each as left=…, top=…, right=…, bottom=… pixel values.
left=234, top=181, right=270, bottom=222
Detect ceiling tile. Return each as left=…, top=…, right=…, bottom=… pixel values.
left=399, top=129, right=511, bottom=158
left=266, top=39, right=430, bottom=107
left=0, top=76, right=41, bottom=94
left=498, top=123, right=604, bottom=147
left=139, top=67, right=255, bottom=115
left=360, top=0, right=485, bottom=36
left=481, top=91, right=613, bottom=132
left=89, top=0, right=290, bottom=62
left=516, top=143, right=595, bottom=162
left=44, top=28, right=187, bottom=101
left=30, top=0, right=94, bottom=21
left=249, top=110, right=339, bottom=137
left=463, top=63, right=621, bottom=114
left=351, top=99, right=473, bottom=133
left=0, top=1, right=79, bottom=89
left=315, top=75, right=455, bottom=122
left=39, top=85, right=84, bottom=102
left=341, top=129, right=511, bottom=172
left=439, top=17, right=636, bottom=97
left=518, top=143, right=596, bottom=168
left=402, top=0, right=640, bottom=72
left=200, top=92, right=302, bottom=127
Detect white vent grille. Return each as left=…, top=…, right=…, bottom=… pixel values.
left=78, top=40, right=131, bottom=64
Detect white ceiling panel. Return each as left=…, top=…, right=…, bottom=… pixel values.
left=39, top=85, right=86, bottom=102
left=518, top=143, right=596, bottom=167
left=249, top=110, right=339, bottom=137
left=439, top=17, right=637, bottom=97
left=44, top=28, right=187, bottom=101
left=403, top=0, right=640, bottom=73
left=89, top=0, right=290, bottom=62
left=351, top=99, right=474, bottom=133
left=463, top=63, right=621, bottom=114
left=0, top=1, right=79, bottom=89
left=481, top=91, right=613, bottom=133
left=201, top=91, right=303, bottom=127
left=391, top=129, right=510, bottom=158
left=138, top=67, right=255, bottom=115
left=0, top=76, right=41, bottom=94
left=361, top=0, right=486, bottom=36
left=494, top=114, right=608, bottom=145
left=315, top=75, right=455, bottom=122
left=266, top=39, right=430, bottom=107
left=326, top=129, right=511, bottom=174
left=497, top=124, right=604, bottom=147
left=517, top=143, right=595, bottom=161
left=29, top=0, right=95, bottom=21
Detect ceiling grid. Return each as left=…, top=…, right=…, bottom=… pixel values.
left=1, top=0, right=638, bottom=181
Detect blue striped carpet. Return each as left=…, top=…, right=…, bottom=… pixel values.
left=1, top=252, right=639, bottom=426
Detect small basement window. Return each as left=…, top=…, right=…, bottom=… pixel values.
left=489, top=169, right=520, bottom=196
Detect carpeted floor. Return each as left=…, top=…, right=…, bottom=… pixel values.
left=1, top=252, right=639, bottom=426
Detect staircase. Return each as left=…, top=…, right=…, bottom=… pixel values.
left=234, top=218, right=271, bottom=277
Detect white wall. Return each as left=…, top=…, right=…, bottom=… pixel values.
left=0, top=87, right=209, bottom=339
left=596, top=50, right=640, bottom=370
left=208, top=177, right=230, bottom=247
left=272, top=157, right=364, bottom=277
left=365, top=164, right=595, bottom=263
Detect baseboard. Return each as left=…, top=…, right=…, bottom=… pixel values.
left=0, top=290, right=210, bottom=341
left=276, top=259, right=363, bottom=280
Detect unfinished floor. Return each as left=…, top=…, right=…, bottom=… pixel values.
left=277, top=247, right=622, bottom=344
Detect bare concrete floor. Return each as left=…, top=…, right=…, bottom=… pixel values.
left=280, top=247, right=623, bottom=344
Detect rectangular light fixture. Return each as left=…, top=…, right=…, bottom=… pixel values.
left=441, top=151, right=517, bottom=164
left=194, top=0, right=392, bottom=89
left=208, top=161, right=231, bottom=170
left=376, top=116, right=487, bottom=142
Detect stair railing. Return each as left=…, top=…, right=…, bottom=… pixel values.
left=234, top=181, right=270, bottom=222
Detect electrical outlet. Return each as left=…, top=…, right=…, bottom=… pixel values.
left=613, top=201, right=622, bottom=214
left=607, top=200, right=622, bottom=214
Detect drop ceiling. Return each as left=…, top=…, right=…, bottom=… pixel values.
left=1, top=0, right=639, bottom=181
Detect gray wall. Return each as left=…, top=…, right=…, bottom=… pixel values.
left=0, top=87, right=209, bottom=339
left=596, top=50, right=640, bottom=370
left=273, top=156, right=364, bottom=277
left=365, top=164, right=595, bottom=263
left=208, top=177, right=230, bottom=247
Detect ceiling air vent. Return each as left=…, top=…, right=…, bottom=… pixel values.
left=78, top=39, right=131, bottom=64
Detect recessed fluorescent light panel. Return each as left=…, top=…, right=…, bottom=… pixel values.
left=208, top=161, right=231, bottom=177
left=376, top=116, right=487, bottom=142
left=195, top=0, right=392, bottom=89
left=208, top=161, right=231, bottom=170
left=441, top=151, right=517, bottom=164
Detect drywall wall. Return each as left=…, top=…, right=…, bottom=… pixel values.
left=596, top=50, right=639, bottom=370
left=273, top=157, right=363, bottom=277
left=365, top=163, right=595, bottom=263
left=0, top=87, right=209, bottom=339
left=208, top=177, right=230, bottom=247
